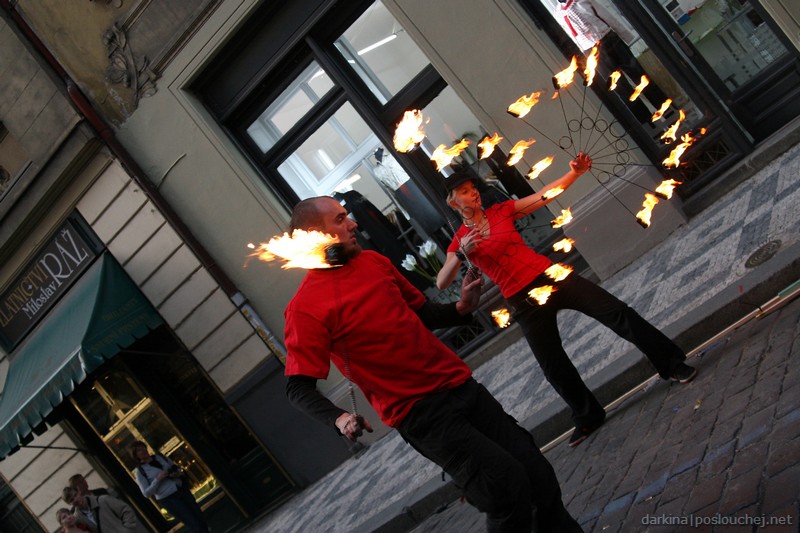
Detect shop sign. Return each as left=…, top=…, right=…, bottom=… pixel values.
left=0, top=218, right=100, bottom=351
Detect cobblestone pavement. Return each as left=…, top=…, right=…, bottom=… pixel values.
left=411, top=296, right=800, bottom=533
left=246, top=141, right=800, bottom=533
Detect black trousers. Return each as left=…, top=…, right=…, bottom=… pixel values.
left=398, top=378, right=582, bottom=533
left=508, top=273, right=685, bottom=428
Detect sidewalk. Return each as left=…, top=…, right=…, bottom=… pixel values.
left=245, top=135, right=800, bottom=533
left=411, top=293, right=800, bottom=532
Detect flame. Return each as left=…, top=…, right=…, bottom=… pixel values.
left=527, top=156, right=554, bottom=179
left=478, top=133, right=503, bottom=159
left=393, top=110, right=426, bottom=153
left=249, top=230, right=340, bottom=269
left=629, top=75, right=649, bottom=102
left=553, top=238, right=575, bottom=253
left=608, top=70, right=622, bottom=91
left=662, top=130, right=702, bottom=168
left=583, top=45, right=600, bottom=86
left=542, top=186, right=565, bottom=200
left=552, top=56, right=579, bottom=89
left=636, top=193, right=659, bottom=228
left=507, top=139, right=536, bottom=166
left=550, top=208, right=573, bottom=228
left=544, top=263, right=573, bottom=282
left=661, top=109, right=686, bottom=144
left=507, top=91, right=544, bottom=118
left=431, top=139, right=471, bottom=171
left=551, top=91, right=560, bottom=100
left=528, top=285, right=556, bottom=305
left=655, top=178, right=682, bottom=199
left=492, top=308, right=511, bottom=328
left=651, top=98, right=673, bottom=121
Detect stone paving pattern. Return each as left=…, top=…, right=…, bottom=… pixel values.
left=411, top=296, right=800, bottom=532
left=247, top=142, right=800, bottom=532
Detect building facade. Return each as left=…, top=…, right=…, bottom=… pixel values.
left=0, top=0, right=797, bottom=530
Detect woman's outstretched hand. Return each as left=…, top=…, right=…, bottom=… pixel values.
left=570, top=152, right=592, bottom=174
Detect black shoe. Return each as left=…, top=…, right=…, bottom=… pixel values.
left=670, top=363, right=698, bottom=384
left=568, top=416, right=605, bottom=448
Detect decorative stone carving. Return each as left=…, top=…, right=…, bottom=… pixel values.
left=103, top=23, right=157, bottom=109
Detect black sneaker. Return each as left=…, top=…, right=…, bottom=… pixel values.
left=568, top=416, right=605, bottom=448
left=670, top=363, right=698, bottom=384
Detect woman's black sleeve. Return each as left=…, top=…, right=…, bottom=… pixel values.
left=415, top=301, right=474, bottom=330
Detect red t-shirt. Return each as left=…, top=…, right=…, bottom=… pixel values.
left=284, top=250, right=472, bottom=427
left=448, top=200, right=552, bottom=298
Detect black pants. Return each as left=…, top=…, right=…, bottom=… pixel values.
left=159, top=485, right=210, bottom=533
left=398, top=378, right=582, bottom=533
left=508, top=273, right=685, bottom=428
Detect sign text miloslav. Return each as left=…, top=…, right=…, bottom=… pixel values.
left=0, top=219, right=99, bottom=351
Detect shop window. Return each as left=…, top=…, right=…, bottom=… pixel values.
left=69, top=327, right=293, bottom=530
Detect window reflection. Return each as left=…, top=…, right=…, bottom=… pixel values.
left=246, top=61, right=334, bottom=153
left=335, top=1, right=429, bottom=101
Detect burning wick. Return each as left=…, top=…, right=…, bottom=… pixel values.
left=393, top=110, right=427, bottom=153
left=544, top=263, right=573, bottom=282
left=629, top=75, right=649, bottom=102
left=553, top=238, right=575, bottom=253
left=608, top=71, right=622, bottom=91
left=583, top=45, right=599, bottom=86
left=553, top=56, right=579, bottom=89
left=528, top=285, right=556, bottom=305
left=661, top=109, right=686, bottom=144
left=431, top=139, right=470, bottom=171
left=507, top=91, right=544, bottom=118
left=528, top=156, right=554, bottom=180
left=655, top=179, right=682, bottom=199
left=662, top=129, right=705, bottom=168
left=249, top=230, right=346, bottom=269
left=492, top=308, right=511, bottom=328
left=478, top=133, right=503, bottom=159
left=542, top=186, right=565, bottom=200
left=636, top=193, right=659, bottom=228
left=651, top=98, right=673, bottom=121
left=550, top=208, right=573, bottom=228
left=507, top=139, right=536, bottom=166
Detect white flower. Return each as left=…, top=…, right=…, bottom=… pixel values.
left=401, top=254, right=418, bottom=271
left=418, top=240, right=437, bottom=258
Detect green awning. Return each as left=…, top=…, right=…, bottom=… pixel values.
left=0, top=254, right=163, bottom=458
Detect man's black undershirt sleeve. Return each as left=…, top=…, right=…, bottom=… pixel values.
left=416, top=300, right=474, bottom=330
left=286, top=375, right=346, bottom=431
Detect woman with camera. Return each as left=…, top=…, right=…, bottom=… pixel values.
left=130, top=441, right=210, bottom=533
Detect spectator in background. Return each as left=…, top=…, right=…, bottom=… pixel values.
left=55, top=508, right=91, bottom=533
left=130, top=441, right=209, bottom=533
left=61, top=486, right=137, bottom=533
left=69, top=474, right=115, bottom=498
